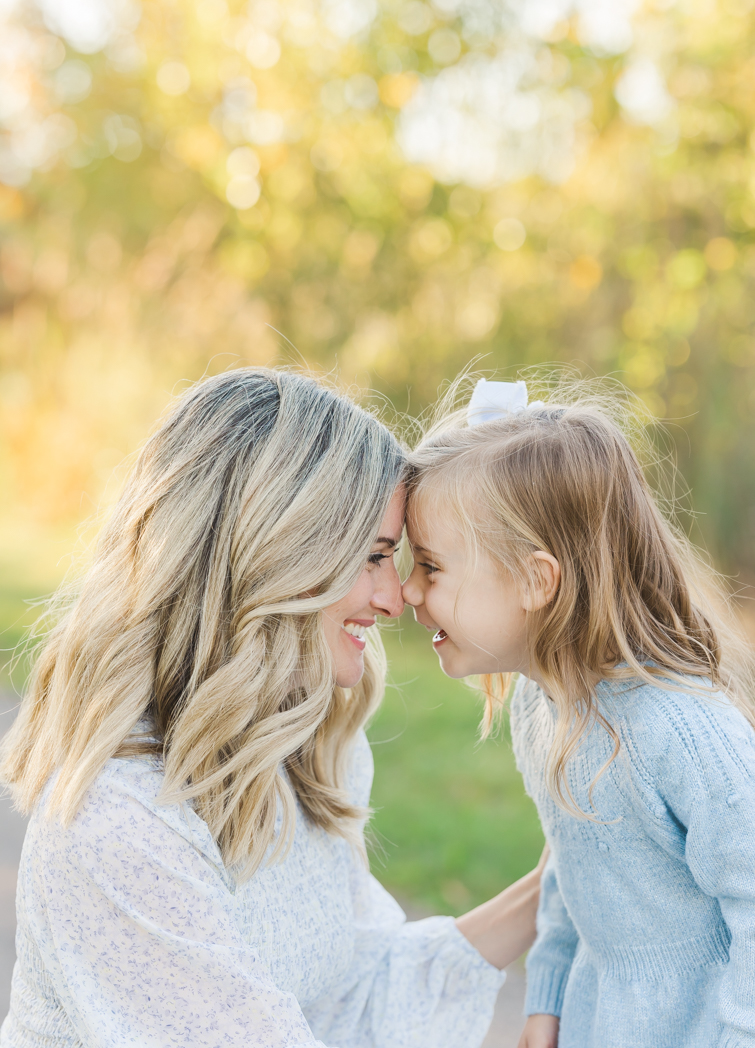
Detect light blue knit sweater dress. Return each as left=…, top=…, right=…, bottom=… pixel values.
left=511, top=675, right=755, bottom=1048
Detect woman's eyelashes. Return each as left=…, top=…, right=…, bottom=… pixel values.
left=367, top=547, right=399, bottom=567
left=419, top=561, right=439, bottom=576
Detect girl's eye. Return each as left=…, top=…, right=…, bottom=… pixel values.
left=419, top=561, right=438, bottom=575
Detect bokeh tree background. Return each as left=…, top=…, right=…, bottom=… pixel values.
left=2, top=0, right=755, bottom=911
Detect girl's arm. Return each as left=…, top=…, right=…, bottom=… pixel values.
left=522, top=854, right=578, bottom=1019
left=649, top=694, right=755, bottom=1045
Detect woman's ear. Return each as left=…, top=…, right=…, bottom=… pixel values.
left=522, top=552, right=561, bottom=612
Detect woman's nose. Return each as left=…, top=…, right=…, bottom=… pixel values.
left=372, top=562, right=405, bottom=619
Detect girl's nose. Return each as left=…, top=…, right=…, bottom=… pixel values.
left=401, top=572, right=423, bottom=608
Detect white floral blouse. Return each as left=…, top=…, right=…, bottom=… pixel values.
left=1, top=731, right=504, bottom=1048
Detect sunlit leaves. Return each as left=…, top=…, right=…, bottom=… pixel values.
left=0, top=0, right=755, bottom=570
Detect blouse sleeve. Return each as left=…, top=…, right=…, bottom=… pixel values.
left=23, top=763, right=334, bottom=1048
left=302, top=734, right=506, bottom=1048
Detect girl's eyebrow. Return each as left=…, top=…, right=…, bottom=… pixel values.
left=412, top=544, right=441, bottom=561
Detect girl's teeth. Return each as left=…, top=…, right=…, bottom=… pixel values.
left=433, top=629, right=448, bottom=643
left=342, top=622, right=368, bottom=639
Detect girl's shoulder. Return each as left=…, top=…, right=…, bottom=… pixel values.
left=603, top=674, right=755, bottom=774
left=511, top=670, right=755, bottom=774
left=601, top=672, right=748, bottom=733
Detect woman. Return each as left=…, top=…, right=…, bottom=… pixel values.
left=1, top=368, right=542, bottom=1048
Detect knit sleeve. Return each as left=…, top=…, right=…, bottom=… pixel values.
left=523, top=854, right=578, bottom=1017
left=646, top=690, right=755, bottom=1048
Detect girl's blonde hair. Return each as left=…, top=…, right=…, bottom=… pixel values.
left=409, top=376, right=755, bottom=815
left=1, top=367, right=406, bottom=877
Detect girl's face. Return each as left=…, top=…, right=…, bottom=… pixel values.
left=402, top=500, right=531, bottom=680
left=322, top=486, right=406, bottom=688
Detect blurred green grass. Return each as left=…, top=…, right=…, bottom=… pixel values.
left=0, top=566, right=543, bottom=914
left=371, top=620, right=543, bottom=914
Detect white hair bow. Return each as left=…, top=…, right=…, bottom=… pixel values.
left=466, top=379, right=543, bottom=427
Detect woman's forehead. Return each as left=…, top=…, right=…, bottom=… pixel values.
left=377, top=484, right=406, bottom=544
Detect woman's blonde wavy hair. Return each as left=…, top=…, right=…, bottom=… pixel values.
left=1, top=367, right=406, bottom=877
left=408, top=373, right=755, bottom=816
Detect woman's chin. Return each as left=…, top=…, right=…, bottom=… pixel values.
left=335, top=656, right=365, bottom=689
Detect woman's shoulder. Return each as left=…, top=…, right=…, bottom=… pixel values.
left=32, top=751, right=225, bottom=874
left=345, top=728, right=374, bottom=808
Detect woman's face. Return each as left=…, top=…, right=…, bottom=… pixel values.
left=322, top=485, right=406, bottom=688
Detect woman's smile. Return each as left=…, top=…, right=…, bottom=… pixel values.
left=341, top=618, right=374, bottom=651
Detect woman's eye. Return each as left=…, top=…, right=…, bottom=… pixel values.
left=368, top=546, right=399, bottom=567
left=419, top=561, right=438, bottom=575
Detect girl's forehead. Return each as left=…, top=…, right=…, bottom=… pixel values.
left=406, top=484, right=439, bottom=534
left=407, top=489, right=463, bottom=551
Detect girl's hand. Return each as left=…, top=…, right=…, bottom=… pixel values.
left=517, top=1013, right=560, bottom=1048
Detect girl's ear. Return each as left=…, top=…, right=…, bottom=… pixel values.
left=522, top=552, right=561, bottom=611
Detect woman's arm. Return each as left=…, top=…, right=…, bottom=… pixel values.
left=303, top=735, right=544, bottom=1048
left=454, top=845, right=548, bottom=969
left=305, top=848, right=547, bottom=1048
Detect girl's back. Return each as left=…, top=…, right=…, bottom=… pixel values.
left=512, top=674, right=755, bottom=1048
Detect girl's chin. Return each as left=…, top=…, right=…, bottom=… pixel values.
left=433, top=651, right=469, bottom=680
left=434, top=646, right=488, bottom=680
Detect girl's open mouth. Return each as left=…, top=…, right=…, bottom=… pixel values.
left=432, top=629, right=448, bottom=647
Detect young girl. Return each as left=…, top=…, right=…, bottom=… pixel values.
left=403, top=378, right=755, bottom=1048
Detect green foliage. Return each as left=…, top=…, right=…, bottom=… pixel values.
left=1, top=0, right=755, bottom=572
